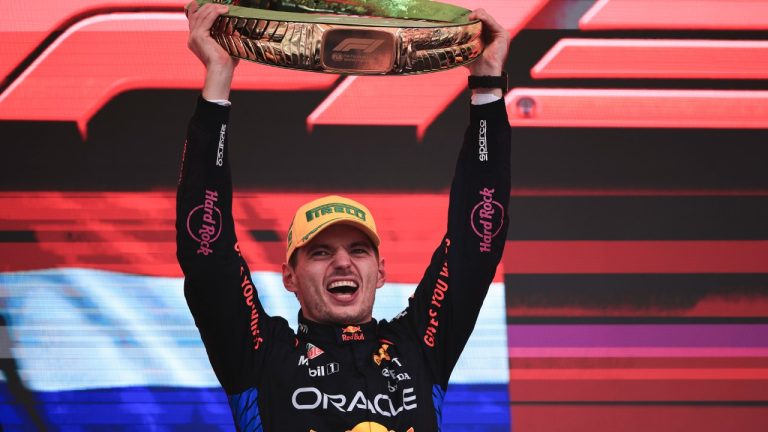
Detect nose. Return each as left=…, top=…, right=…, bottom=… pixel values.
left=332, top=248, right=353, bottom=269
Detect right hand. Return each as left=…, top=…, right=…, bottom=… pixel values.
left=186, top=1, right=237, bottom=70
left=466, top=9, right=510, bottom=77
left=186, top=1, right=239, bottom=99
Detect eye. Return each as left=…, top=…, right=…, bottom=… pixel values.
left=351, top=247, right=370, bottom=255
left=309, top=249, right=330, bottom=258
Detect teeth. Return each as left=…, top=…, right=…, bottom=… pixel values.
left=328, top=280, right=358, bottom=290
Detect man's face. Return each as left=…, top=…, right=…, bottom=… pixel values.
left=282, top=224, right=385, bottom=325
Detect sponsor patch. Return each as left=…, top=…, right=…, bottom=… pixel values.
left=470, top=188, right=504, bottom=253
left=306, top=343, right=324, bottom=360
left=478, top=119, right=488, bottom=161
left=186, top=189, right=222, bottom=255
left=373, top=343, right=391, bottom=366
left=305, top=203, right=366, bottom=223
left=216, top=124, right=226, bottom=166
left=240, top=269, right=263, bottom=351
left=292, top=387, right=417, bottom=417
left=341, top=325, right=364, bottom=342
left=308, top=362, right=340, bottom=378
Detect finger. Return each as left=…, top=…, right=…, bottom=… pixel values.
left=468, top=8, right=489, bottom=23
left=184, top=1, right=198, bottom=18
left=202, top=4, right=229, bottom=30
left=191, top=2, right=218, bottom=24
left=191, top=3, right=227, bottom=33
left=472, top=9, right=506, bottom=36
left=188, top=2, right=210, bottom=28
left=190, top=2, right=220, bottom=23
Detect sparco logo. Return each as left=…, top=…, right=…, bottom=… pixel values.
left=186, top=190, right=222, bottom=255
left=478, top=119, right=488, bottom=161
left=471, top=188, right=504, bottom=253
left=292, top=387, right=417, bottom=417
left=215, top=124, right=226, bottom=166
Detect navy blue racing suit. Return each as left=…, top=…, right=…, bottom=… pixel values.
left=176, top=96, right=511, bottom=431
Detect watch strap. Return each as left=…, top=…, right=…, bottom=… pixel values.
left=468, top=71, right=508, bottom=92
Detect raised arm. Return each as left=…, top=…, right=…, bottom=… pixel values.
left=392, top=9, right=512, bottom=387
left=186, top=1, right=238, bottom=100
left=176, top=1, right=280, bottom=396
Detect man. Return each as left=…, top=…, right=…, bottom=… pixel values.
left=177, top=2, right=511, bottom=431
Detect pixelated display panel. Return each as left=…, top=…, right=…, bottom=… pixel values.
left=532, top=39, right=768, bottom=79
left=0, top=0, right=185, bottom=81
left=0, top=13, right=337, bottom=136
left=506, top=89, right=768, bottom=128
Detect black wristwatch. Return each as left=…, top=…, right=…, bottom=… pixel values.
left=468, top=71, right=508, bottom=93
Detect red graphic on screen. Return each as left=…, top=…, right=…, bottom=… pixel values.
left=505, top=89, right=768, bottom=128
left=0, top=13, right=337, bottom=136
left=0, top=0, right=187, bottom=83
left=502, top=240, right=768, bottom=274
left=0, top=191, right=501, bottom=283
left=532, top=39, right=768, bottom=80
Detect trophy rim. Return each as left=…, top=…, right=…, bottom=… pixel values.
left=196, top=0, right=479, bottom=28
left=200, top=0, right=485, bottom=75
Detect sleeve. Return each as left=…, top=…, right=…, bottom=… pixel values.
left=392, top=98, right=511, bottom=387
left=176, top=97, right=280, bottom=395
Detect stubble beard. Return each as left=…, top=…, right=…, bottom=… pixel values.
left=308, top=291, right=374, bottom=325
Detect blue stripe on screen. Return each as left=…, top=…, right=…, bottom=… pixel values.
left=0, top=384, right=508, bottom=431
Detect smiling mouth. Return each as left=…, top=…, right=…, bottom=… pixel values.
left=327, top=280, right=359, bottom=296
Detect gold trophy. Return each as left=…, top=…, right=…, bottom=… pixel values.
left=198, top=0, right=483, bottom=74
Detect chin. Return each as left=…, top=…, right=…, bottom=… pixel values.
left=327, top=308, right=367, bottom=325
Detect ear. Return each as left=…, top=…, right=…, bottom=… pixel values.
left=282, top=262, right=298, bottom=293
left=375, top=257, right=386, bottom=289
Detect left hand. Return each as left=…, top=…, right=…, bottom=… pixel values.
left=185, top=0, right=239, bottom=100
left=466, top=9, right=510, bottom=77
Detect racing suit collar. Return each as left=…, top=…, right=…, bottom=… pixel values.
left=297, top=311, right=377, bottom=345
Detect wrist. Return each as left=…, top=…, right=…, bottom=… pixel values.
left=469, top=62, right=504, bottom=77
left=471, top=88, right=504, bottom=98
left=202, top=64, right=235, bottom=100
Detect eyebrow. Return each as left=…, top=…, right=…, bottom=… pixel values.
left=304, top=240, right=373, bottom=253
left=349, top=241, right=374, bottom=250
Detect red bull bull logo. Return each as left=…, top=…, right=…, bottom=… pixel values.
left=341, top=325, right=364, bottom=342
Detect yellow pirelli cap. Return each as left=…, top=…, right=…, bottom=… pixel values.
left=286, top=195, right=380, bottom=262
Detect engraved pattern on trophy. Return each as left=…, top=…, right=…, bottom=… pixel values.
left=200, top=0, right=483, bottom=74
left=399, top=23, right=481, bottom=73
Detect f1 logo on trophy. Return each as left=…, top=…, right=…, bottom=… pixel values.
left=198, top=0, right=484, bottom=74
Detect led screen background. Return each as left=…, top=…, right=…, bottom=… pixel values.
left=1, top=0, right=768, bottom=430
